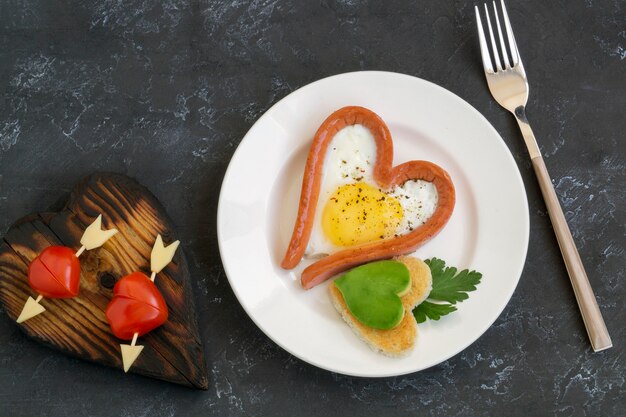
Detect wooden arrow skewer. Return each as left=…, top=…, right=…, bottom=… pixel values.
left=74, top=246, right=86, bottom=257
left=120, top=234, right=179, bottom=373
left=18, top=247, right=86, bottom=323
left=16, top=215, right=118, bottom=324
left=18, top=244, right=84, bottom=322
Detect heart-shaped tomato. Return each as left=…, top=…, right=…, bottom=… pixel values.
left=28, top=246, right=80, bottom=298
left=281, top=106, right=456, bottom=289
left=106, top=272, right=168, bottom=340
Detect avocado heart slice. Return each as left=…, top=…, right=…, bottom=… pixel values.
left=334, top=260, right=411, bottom=330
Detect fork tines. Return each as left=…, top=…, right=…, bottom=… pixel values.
left=475, top=0, right=520, bottom=73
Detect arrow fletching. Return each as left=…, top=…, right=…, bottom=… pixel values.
left=80, top=215, right=118, bottom=250
left=150, top=234, right=180, bottom=274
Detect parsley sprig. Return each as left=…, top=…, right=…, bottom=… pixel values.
left=412, top=258, right=482, bottom=323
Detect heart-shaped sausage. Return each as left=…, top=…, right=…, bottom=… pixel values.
left=106, top=272, right=168, bottom=340
left=0, top=173, right=207, bottom=389
left=281, top=106, right=455, bottom=289
left=28, top=246, right=80, bottom=298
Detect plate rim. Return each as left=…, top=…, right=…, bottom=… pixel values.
left=217, top=70, right=529, bottom=377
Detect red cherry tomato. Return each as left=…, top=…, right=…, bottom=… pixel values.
left=105, top=272, right=168, bottom=340
left=28, top=246, right=80, bottom=298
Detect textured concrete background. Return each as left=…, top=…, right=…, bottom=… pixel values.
left=0, top=0, right=624, bottom=416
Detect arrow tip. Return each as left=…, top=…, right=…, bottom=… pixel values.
left=120, top=343, right=144, bottom=372
left=16, top=296, right=46, bottom=323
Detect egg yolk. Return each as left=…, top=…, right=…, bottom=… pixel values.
left=322, top=182, right=403, bottom=247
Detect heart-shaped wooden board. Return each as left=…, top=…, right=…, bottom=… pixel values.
left=0, top=173, right=208, bottom=389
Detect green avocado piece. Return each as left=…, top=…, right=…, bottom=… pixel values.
left=334, top=260, right=411, bottom=330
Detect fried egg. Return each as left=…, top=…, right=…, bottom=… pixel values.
left=305, top=125, right=438, bottom=257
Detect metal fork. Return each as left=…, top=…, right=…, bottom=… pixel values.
left=475, top=0, right=612, bottom=352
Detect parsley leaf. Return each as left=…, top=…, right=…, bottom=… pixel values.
left=413, top=301, right=457, bottom=324
left=412, top=258, right=482, bottom=323
left=426, top=258, right=482, bottom=304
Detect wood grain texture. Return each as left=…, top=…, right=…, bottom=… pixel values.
left=0, top=173, right=208, bottom=389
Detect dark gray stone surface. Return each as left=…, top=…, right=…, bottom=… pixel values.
left=0, top=0, right=624, bottom=416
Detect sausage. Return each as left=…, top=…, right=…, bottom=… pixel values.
left=280, top=106, right=455, bottom=289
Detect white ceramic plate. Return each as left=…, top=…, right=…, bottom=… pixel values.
left=217, top=71, right=529, bottom=377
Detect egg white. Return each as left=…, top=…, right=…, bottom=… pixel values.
left=305, top=124, right=438, bottom=257
left=390, top=180, right=438, bottom=235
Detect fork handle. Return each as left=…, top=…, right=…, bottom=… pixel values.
left=530, top=155, right=612, bottom=352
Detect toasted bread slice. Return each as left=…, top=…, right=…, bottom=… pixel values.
left=329, top=256, right=432, bottom=357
